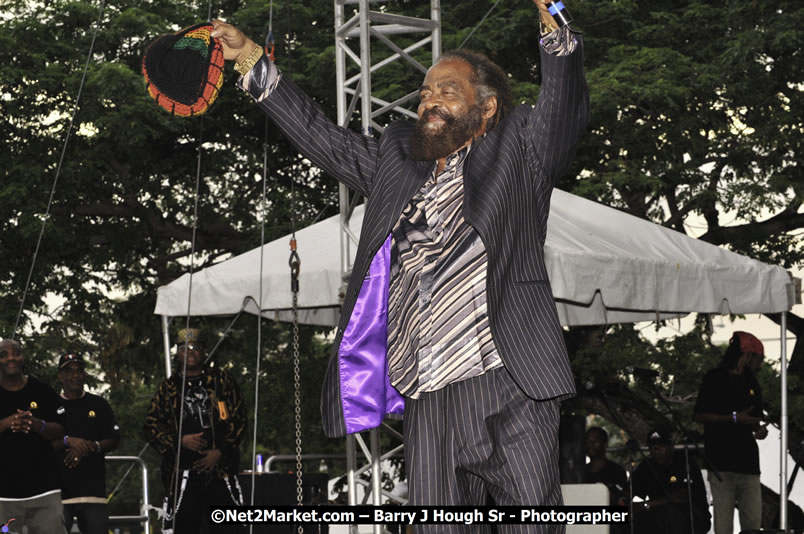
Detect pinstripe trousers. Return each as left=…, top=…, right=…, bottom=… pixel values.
left=404, top=366, right=565, bottom=534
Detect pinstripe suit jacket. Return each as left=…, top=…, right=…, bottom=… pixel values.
left=256, top=41, right=589, bottom=438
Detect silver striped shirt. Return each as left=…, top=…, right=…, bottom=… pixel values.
left=387, top=146, right=502, bottom=398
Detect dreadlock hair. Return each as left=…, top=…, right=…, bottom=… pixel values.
left=437, top=49, right=513, bottom=131
left=720, top=336, right=743, bottom=371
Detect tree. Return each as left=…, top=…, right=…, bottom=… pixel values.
left=1, top=0, right=348, bottom=521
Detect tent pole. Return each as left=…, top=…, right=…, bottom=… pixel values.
left=371, top=428, right=382, bottom=534
left=346, top=434, right=358, bottom=534
left=781, top=311, right=788, bottom=530
left=161, top=315, right=172, bottom=378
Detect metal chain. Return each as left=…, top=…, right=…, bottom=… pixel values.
left=293, top=292, right=303, bottom=504
left=290, top=238, right=303, bottom=533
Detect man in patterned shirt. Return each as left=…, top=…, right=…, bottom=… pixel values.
left=210, top=0, right=588, bottom=528
left=144, top=328, right=246, bottom=533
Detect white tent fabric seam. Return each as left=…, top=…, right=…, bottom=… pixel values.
left=154, top=189, right=793, bottom=324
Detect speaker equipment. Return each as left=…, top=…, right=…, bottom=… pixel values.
left=559, top=414, right=586, bottom=484
left=237, top=473, right=329, bottom=533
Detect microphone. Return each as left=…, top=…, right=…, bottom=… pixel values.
left=546, top=1, right=573, bottom=27
left=630, top=366, right=660, bottom=378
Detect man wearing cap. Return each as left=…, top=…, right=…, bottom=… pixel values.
left=52, top=352, right=120, bottom=534
left=144, top=328, right=246, bottom=533
left=0, top=338, right=67, bottom=533
left=631, top=428, right=710, bottom=534
left=694, top=331, right=767, bottom=534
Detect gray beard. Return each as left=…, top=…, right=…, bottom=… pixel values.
left=409, top=103, right=484, bottom=161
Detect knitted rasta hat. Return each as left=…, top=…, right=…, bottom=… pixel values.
left=142, top=22, right=224, bottom=117
left=731, top=331, right=764, bottom=356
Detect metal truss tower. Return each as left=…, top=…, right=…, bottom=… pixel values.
left=333, top=0, right=441, bottom=529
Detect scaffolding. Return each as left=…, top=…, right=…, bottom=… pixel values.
left=333, top=1, right=441, bottom=532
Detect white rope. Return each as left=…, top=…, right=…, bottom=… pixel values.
left=169, top=0, right=215, bottom=525
left=459, top=0, right=504, bottom=49
left=248, top=10, right=274, bottom=529
left=169, top=113, right=205, bottom=530
left=248, top=119, right=270, bottom=512
left=11, top=0, right=107, bottom=339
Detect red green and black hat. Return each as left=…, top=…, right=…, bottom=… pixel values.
left=142, top=22, right=224, bottom=117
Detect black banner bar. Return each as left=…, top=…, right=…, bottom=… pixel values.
left=209, top=505, right=630, bottom=525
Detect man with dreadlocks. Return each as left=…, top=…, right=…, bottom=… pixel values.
left=212, top=0, right=588, bottom=528
left=694, top=331, right=768, bottom=534
left=144, top=328, right=246, bottom=533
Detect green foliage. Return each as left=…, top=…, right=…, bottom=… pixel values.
left=569, top=0, right=802, bottom=268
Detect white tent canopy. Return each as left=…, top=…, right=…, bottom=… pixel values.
left=155, top=189, right=794, bottom=325
left=154, top=187, right=796, bottom=527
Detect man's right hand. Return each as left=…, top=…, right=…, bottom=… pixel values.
left=0, top=413, right=15, bottom=433
left=211, top=20, right=257, bottom=62
left=2, top=410, right=33, bottom=433
left=181, top=432, right=207, bottom=452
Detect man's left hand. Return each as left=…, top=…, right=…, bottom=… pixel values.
left=532, top=0, right=551, bottom=14
left=65, top=449, right=83, bottom=468
left=193, top=448, right=222, bottom=472
left=66, top=436, right=94, bottom=457
left=532, top=0, right=560, bottom=31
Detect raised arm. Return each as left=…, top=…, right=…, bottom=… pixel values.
left=526, top=1, right=590, bottom=186
left=211, top=20, right=381, bottom=197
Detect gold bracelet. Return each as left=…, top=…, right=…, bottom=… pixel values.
left=540, top=19, right=559, bottom=35
left=234, top=44, right=263, bottom=76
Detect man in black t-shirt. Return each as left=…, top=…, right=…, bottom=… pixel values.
left=583, top=426, right=628, bottom=506
left=52, top=352, right=120, bottom=534
left=694, top=331, right=767, bottom=534
left=583, top=426, right=628, bottom=534
left=0, top=338, right=67, bottom=533
left=631, top=428, right=710, bottom=534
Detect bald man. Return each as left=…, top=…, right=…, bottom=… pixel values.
left=0, top=339, right=67, bottom=533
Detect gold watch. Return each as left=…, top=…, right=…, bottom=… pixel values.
left=235, top=44, right=264, bottom=76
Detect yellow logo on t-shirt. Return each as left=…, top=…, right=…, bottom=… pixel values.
left=670, top=476, right=677, bottom=483
left=29, top=401, right=38, bottom=409
left=749, top=389, right=755, bottom=396
left=88, top=410, right=96, bottom=418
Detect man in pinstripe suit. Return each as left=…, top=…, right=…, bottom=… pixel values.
left=212, top=1, right=588, bottom=529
